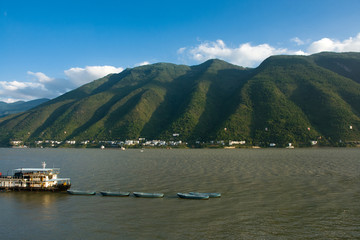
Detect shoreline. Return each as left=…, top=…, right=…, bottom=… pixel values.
left=3, top=144, right=360, bottom=149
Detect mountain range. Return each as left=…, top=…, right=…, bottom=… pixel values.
left=0, top=98, right=49, bottom=117
left=1, top=52, right=359, bottom=147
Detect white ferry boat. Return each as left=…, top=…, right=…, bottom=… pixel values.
left=0, top=162, right=71, bottom=192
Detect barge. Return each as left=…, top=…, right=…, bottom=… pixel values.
left=0, top=162, right=71, bottom=192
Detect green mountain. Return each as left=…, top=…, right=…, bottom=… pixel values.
left=1, top=52, right=360, bottom=147
left=0, top=98, right=49, bottom=117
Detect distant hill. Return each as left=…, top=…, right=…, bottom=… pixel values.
left=0, top=98, right=49, bottom=117
left=0, top=52, right=359, bottom=147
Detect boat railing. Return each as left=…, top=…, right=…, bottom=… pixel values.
left=0, top=175, right=60, bottom=183
left=0, top=175, right=20, bottom=179
left=22, top=172, right=56, bottom=176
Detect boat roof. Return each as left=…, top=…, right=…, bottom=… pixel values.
left=14, top=168, right=60, bottom=172
left=46, top=178, right=70, bottom=181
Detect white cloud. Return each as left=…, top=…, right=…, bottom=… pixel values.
left=177, top=47, right=186, bottom=54
left=64, top=65, right=124, bottom=86
left=0, top=80, right=49, bottom=102
left=0, top=80, right=45, bottom=91
left=307, top=33, right=360, bottom=53
left=179, top=33, right=360, bottom=67
left=135, top=61, right=150, bottom=67
left=293, top=50, right=307, bottom=55
left=2, top=33, right=360, bottom=103
left=182, top=39, right=290, bottom=67
left=0, top=65, right=124, bottom=103
left=291, top=37, right=305, bottom=46
left=1, top=98, right=18, bottom=103
left=27, top=71, right=53, bottom=83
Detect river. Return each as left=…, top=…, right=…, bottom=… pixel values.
left=0, top=148, right=359, bottom=239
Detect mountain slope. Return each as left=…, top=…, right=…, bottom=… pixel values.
left=310, top=52, right=360, bottom=84
left=244, top=55, right=360, bottom=145
left=0, top=98, right=49, bottom=117
left=0, top=53, right=359, bottom=147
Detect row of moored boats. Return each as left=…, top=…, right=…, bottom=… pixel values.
left=67, top=190, right=221, bottom=200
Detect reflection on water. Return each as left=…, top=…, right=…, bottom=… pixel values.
left=9, top=192, right=65, bottom=207
left=0, top=148, right=360, bottom=239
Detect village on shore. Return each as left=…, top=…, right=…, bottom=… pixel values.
left=9, top=138, right=325, bottom=149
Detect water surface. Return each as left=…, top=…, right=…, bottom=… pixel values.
left=0, top=148, right=359, bottom=239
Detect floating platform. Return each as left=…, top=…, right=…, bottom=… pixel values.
left=133, top=192, right=164, bottom=198
left=177, top=193, right=209, bottom=200
left=99, top=191, right=130, bottom=197
left=67, top=190, right=96, bottom=195
left=189, top=192, right=221, bottom=198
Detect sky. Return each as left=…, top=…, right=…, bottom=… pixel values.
left=1, top=0, right=360, bottom=102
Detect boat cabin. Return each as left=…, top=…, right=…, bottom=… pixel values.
left=0, top=162, right=71, bottom=191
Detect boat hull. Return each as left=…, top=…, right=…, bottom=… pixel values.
left=0, top=184, right=71, bottom=192
left=133, top=192, right=164, bottom=198
left=100, top=191, right=130, bottom=197
left=189, top=192, right=221, bottom=198
left=177, top=193, right=209, bottom=200
left=67, top=190, right=96, bottom=195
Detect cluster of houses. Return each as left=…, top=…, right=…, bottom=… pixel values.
left=10, top=138, right=250, bottom=148
left=10, top=138, right=187, bottom=148
left=97, top=139, right=184, bottom=147
left=10, top=138, right=321, bottom=148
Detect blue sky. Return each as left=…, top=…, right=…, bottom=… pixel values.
left=1, top=0, right=360, bottom=102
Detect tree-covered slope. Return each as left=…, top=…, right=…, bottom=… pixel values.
left=0, top=52, right=359, bottom=147
left=242, top=55, right=360, bottom=145
left=310, top=52, right=360, bottom=84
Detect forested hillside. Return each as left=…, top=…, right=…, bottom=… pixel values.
left=1, top=52, right=359, bottom=147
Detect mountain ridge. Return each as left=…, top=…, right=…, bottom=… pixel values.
left=1, top=52, right=359, bottom=147
left=0, top=98, right=49, bottom=117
